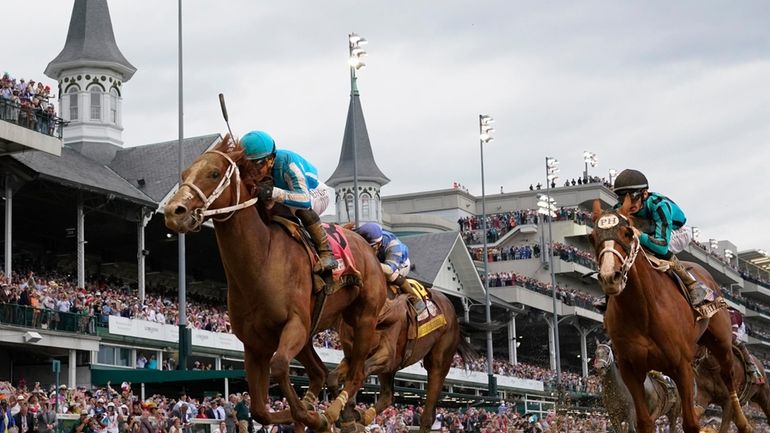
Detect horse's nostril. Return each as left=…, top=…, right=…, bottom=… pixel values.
left=613, top=271, right=622, bottom=282
left=174, top=205, right=188, bottom=215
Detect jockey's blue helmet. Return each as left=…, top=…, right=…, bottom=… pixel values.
left=358, top=223, right=384, bottom=246
left=241, top=130, right=276, bottom=160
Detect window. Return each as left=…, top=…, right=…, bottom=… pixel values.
left=97, top=345, right=115, bottom=365
left=361, top=193, right=371, bottom=221
left=345, top=193, right=354, bottom=222
left=110, top=88, right=118, bottom=123
left=68, top=87, right=79, bottom=121
left=90, top=87, right=101, bottom=120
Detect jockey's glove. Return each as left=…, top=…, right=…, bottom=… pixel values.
left=256, top=179, right=274, bottom=202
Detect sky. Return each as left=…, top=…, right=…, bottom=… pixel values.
left=4, top=0, right=770, bottom=253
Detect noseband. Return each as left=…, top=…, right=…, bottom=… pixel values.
left=596, top=215, right=641, bottom=293
left=179, top=150, right=258, bottom=230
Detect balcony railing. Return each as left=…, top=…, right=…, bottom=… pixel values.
left=0, top=98, right=67, bottom=139
left=0, top=303, right=96, bottom=335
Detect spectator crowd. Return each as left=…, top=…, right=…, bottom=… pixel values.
left=460, top=208, right=591, bottom=245
left=0, top=72, right=59, bottom=136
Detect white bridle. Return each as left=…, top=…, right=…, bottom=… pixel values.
left=597, top=234, right=641, bottom=293
left=178, top=150, right=258, bottom=231
left=594, top=343, right=614, bottom=371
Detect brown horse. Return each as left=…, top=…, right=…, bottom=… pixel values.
left=163, top=136, right=387, bottom=431
left=594, top=342, right=681, bottom=433
left=328, top=287, right=477, bottom=433
left=695, top=346, right=770, bottom=433
left=589, top=200, right=751, bottom=433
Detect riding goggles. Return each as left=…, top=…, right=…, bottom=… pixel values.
left=616, top=190, right=645, bottom=203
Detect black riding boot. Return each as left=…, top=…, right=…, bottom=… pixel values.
left=297, top=209, right=338, bottom=273
left=737, top=341, right=762, bottom=382
left=669, top=255, right=709, bottom=306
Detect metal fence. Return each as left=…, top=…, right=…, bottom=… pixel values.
left=0, top=303, right=96, bottom=335
left=0, top=97, right=67, bottom=139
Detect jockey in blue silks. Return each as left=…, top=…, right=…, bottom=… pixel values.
left=357, top=223, right=427, bottom=314
left=240, top=130, right=336, bottom=273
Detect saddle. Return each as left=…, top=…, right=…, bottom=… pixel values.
left=645, top=253, right=726, bottom=319
left=732, top=345, right=765, bottom=401
left=271, top=215, right=362, bottom=293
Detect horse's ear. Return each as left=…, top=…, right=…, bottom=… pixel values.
left=215, top=133, right=235, bottom=152
left=591, top=199, right=602, bottom=222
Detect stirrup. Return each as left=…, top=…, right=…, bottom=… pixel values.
left=315, top=254, right=338, bottom=273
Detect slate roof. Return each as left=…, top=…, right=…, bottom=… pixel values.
left=11, top=146, right=154, bottom=206
left=326, top=95, right=389, bottom=187
left=109, top=134, right=220, bottom=202
left=45, top=0, right=136, bottom=80
left=403, top=231, right=460, bottom=283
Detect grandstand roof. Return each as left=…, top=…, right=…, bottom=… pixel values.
left=739, top=249, right=770, bottom=273
left=402, top=231, right=489, bottom=304
left=11, top=146, right=154, bottom=206
left=109, top=134, right=221, bottom=202
left=326, top=94, right=389, bottom=187
left=45, top=0, right=136, bottom=80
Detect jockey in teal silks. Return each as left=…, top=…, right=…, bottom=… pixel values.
left=240, top=130, right=337, bottom=273
left=594, top=169, right=710, bottom=311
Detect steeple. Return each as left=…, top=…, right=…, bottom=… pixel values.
left=45, top=0, right=136, bottom=164
left=327, top=93, right=389, bottom=224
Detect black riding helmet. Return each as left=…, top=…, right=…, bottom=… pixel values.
left=613, top=169, right=649, bottom=195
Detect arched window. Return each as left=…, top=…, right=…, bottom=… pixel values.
left=109, top=88, right=118, bottom=123
left=68, top=86, right=79, bottom=121
left=361, top=193, right=371, bottom=221
left=90, top=87, right=102, bottom=120
left=345, top=193, right=355, bottom=222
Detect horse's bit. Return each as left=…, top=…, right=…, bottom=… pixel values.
left=179, top=150, right=258, bottom=230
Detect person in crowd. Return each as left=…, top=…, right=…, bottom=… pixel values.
left=234, top=394, right=250, bottom=433
left=37, top=400, right=57, bottom=433
left=356, top=222, right=426, bottom=314
left=1, top=399, right=15, bottom=433
left=240, top=130, right=337, bottom=275
left=12, top=397, right=35, bottom=433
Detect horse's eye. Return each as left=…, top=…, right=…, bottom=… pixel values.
left=624, top=227, right=634, bottom=239
left=211, top=171, right=220, bottom=179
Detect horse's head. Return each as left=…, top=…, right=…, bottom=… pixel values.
left=593, top=342, right=614, bottom=374
left=164, top=134, right=250, bottom=233
left=589, top=199, right=641, bottom=296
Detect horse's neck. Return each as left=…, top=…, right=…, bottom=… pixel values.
left=614, top=254, right=657, bottom=318
left=213, top=205, right=271, bottom=277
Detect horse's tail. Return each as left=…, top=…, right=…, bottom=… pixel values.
left=456, top=320, right=481, bottom=368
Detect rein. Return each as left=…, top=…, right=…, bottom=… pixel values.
left=598, top=235, right=641, bottom=293
left=180, top=150, right=258, bottom=230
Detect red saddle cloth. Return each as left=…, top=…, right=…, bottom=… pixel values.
left=322, top=223, right=357, bottom=280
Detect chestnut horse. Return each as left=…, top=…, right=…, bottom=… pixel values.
left=594, top=342, right=681, bottom=433
left=695, top=346, right=770, bottom=433
left=328, top=288, right=477, bottom=433
left=163, top=136, right=387, bottom=431
left=590, top=200, right=751, bottom=433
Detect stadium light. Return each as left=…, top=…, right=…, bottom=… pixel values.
left=583, top=151, right=598, bottom=182
left=479, top=113, right=496, bottom=397
left=608, top=168, right=617, bottom=186
left=691, top=227, right=700, bottom=242
left=709, top=238, right=719, bottom=253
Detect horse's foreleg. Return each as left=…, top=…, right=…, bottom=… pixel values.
left=752, top=383, right=770, bottom=421
left=327, top=314, right=377, bottom=424
left=713, top=350, right=752, bottom=433
left=295, top=344, right=328, bottom=409
left=244, top=348, right=293, bottom=425
left=718, top=397, right=733, bottom=433
left=374, top=372, right=395, bottom=415
left=620, top=366, right=655, bottom=433
left=327, top=359, right=349, bottom=399
left=270, top=317, right=325, bottom=430
left=421, top=353, right=454, bottom=433
left=671, top=365, right=700, bottom=433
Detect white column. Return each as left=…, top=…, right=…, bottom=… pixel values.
left=508, top=313, right=518, bottom=365
left=156, top=351, right=163, bottom=371
left=4, top=175, right=12, bottom=279
left=77, top=198, right=85, bottom=288
left=130, top=349, right=137, bottom=368
left=580, top=330, right=589, bottom=377
left=68, top=349, right=77, bottom=388
left=545, top=316, right=556, bottom=370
